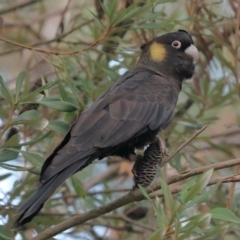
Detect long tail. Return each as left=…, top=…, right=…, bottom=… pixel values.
left=12, top=159, right=89, bottom=229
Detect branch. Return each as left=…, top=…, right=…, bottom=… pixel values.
left=149, top=174, right=240, bottom=199
left=0, top=0, right=42, bottom=15
left=32, top=157, right=240, bottom=240
left=0, top=31, right=107, bottom=56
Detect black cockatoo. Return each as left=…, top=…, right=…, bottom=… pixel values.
left=12, top=30, right=199, bottom=229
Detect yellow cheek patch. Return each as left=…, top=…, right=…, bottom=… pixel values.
left=149, top=42, right=166, bottom=62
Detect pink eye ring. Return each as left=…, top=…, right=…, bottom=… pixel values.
left=172, top=40, right=181, bottom=49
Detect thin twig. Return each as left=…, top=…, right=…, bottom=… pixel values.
left=161, top=125, right=208, bottom=167
left=0, top=0, right=42, bottom=15
left=0, top=20, right=93, bottom=56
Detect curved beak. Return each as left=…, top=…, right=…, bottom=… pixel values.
left=185, top=44, right=199, bottom=64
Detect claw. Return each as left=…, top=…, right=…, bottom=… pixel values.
left=158, top=137, right=168, bottom=157
left=150, top=137, right=168, bottom=157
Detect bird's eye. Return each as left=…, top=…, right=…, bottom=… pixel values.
left=172, top=40, right=181, bottom=49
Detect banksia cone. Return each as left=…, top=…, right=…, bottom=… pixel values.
left=132, top=139, right=164, bottom=188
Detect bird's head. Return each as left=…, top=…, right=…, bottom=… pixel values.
left=138, top=30, right=199, bottom=81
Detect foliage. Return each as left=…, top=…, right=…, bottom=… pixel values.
left=0, top=0, right=239, bottom=239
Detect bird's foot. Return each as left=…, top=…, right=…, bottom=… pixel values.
left=159, top=137, right=168, bottom=157
left=153, top=137, right=168, bottom=157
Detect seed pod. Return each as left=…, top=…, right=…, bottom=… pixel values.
left=132, top=140, right=163, bottom=188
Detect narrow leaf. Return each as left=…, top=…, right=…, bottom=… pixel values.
left=12, top=110, right=38, bottom=122
left=160, top=177, right=174, bottom=212
left=71, top=176, right=86, bottom=198
left=27, top=119, right=49, bottom=131
left=21, top=151, right=45, bottom=167
left=3, top=133, right=20, bottom=147
left=183, top=169, right=213, bottom=203
left=48, top=120, right=70, bottom=136
left=0, top=226, right=13, bottom=240
left=0, top=173, right=11, bottom=181
left=31, top=80, right=58, bottom=94
left=19, top=92, right=44, bottom=103
left=0, top=148, right=20, bottom=162
left=209, top=207, right=240, bottom=224
left=39, top=98, right=78, bottom=112
left=15, top=71, right=25, bottom=102
left=0, top=75, right=14, bottom=106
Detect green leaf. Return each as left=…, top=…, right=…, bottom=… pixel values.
left=180, top=178, right=196, bottom=202
left=0, top=226, right=13, bottom=240
left=182, top=169, right=213, bottom=203
left=176, top=120, right=202, bottom=129
left=48, top=120, right=70, bottom=136
left=195, top=224, right=228, bottom=240
left=185, top=182, right=220, bottom=209
left=0, top=163, right=26, bottom=171
left=11, top=110, right=48, bottom=130
left=209, top=207, right=240, bottom=224
left=213, top=49, right=234, bottom=72
left=12, top=110, right=38, bottom=122
left=28, top=166, right=41, bottom=175
left=136, top=23, right=162, bottom=29
left=138, top=185, right=166, bottom=227
left=187, top=213, right=211, bottom=227
left=178, top=214, right=211, bottom=239
left=39, top=98, right=78, bottom=112
left=154, top=197, right=169, bottom=229
left=3, top=133, right=20, bottom=147
left=138, top=12, right=162, bottom=23
left=19, top=92, right=44, bottom=103
left=27, top=119, right=49, bottom=131
left=17, top=131, right=52, bottom=147
left=16, top=79, right=57, bottom=104
left=160, top=177, right=174, bottom=212
left=0, top=149, right=19, bottom=162
left=0, top=75, right=14, bottom=106
left=0, top=173, right=11, bottom=181
left=58, top=80, right=69, bottom=102
left=147, top=229, right=162, bottom=240
left=112, top=6, right=135, bottom=25
left=20, top=151, right=45, bottom=167
left=106, top=0, right=118, bottom=24
left=71, top=176, right=86, bottom=198
left=6, top=149, right=44, bottom=167
left=174, top=218, right=181, bottom=239
left=31, top=80, right=58, bottom=94
left=15, top=71, right=25, bottom=103
left=138, top=185, right=151, bottom=201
